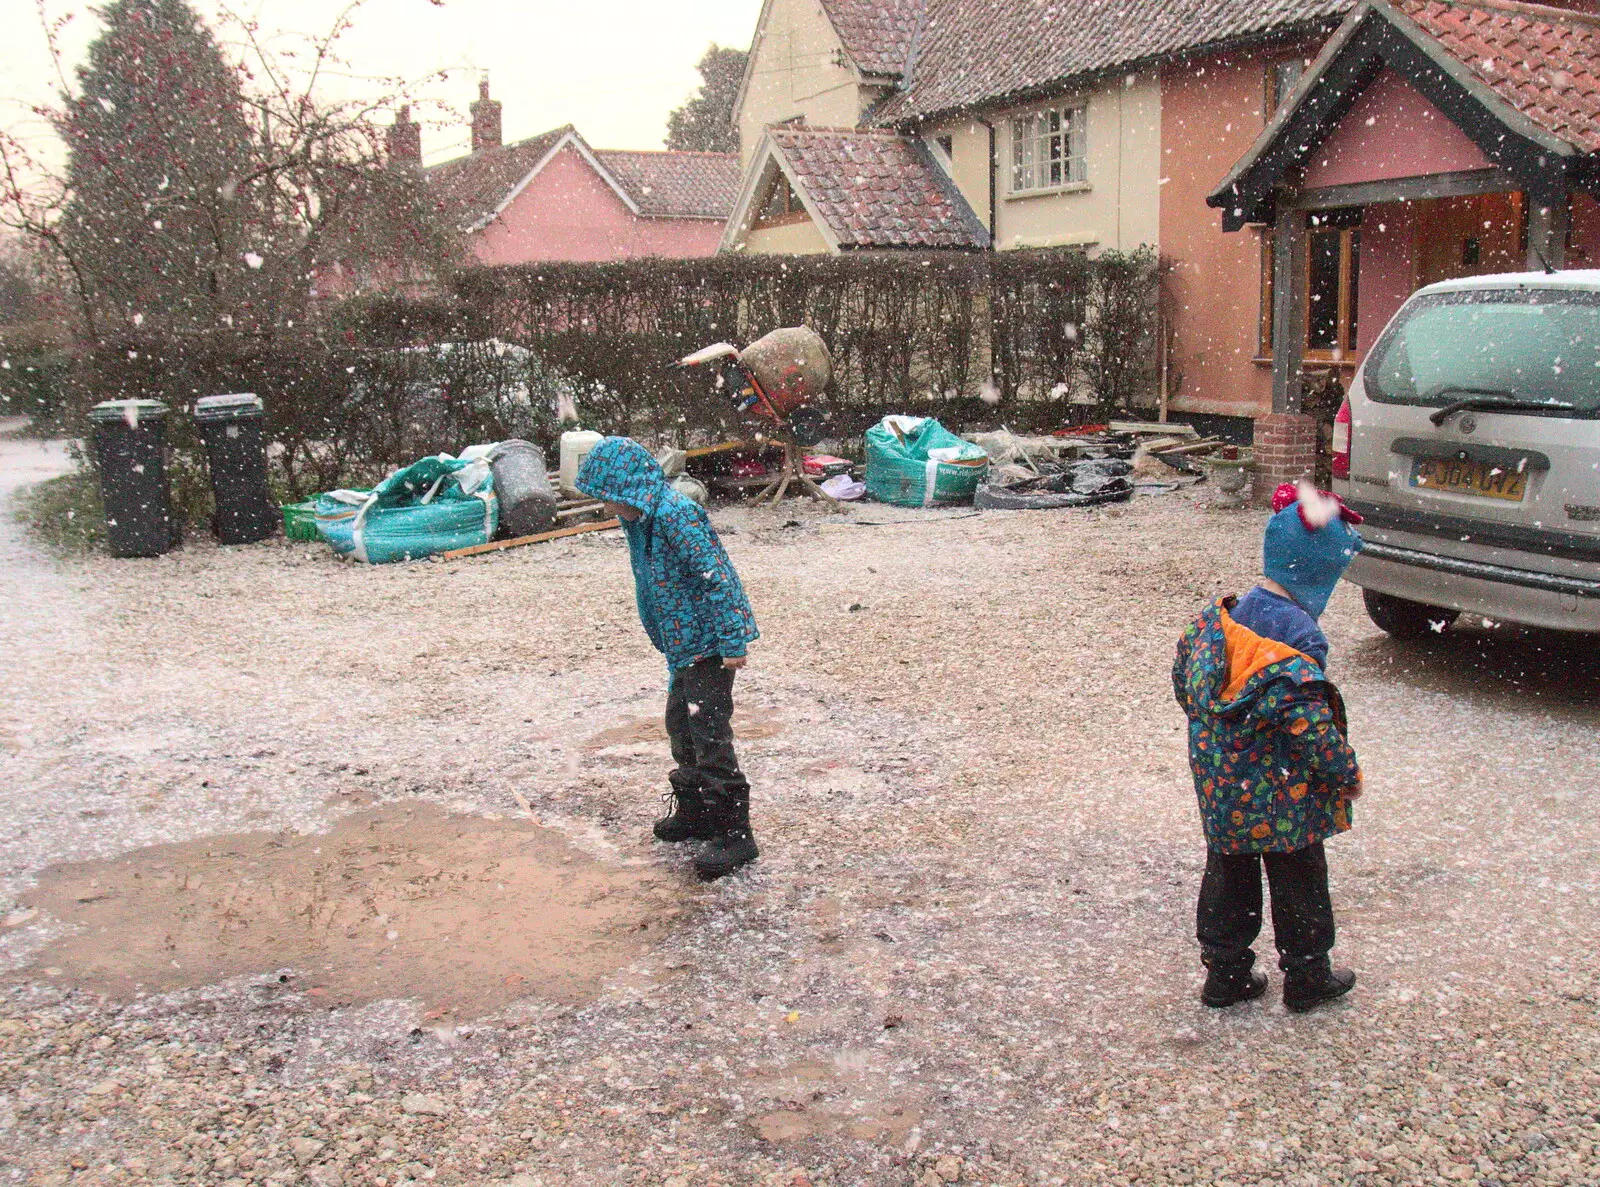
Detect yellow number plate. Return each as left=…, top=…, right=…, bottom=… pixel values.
left=1412, top=456, right=1527, bottom=501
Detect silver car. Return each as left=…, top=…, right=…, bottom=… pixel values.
left=1334, top=269, right=1600, bottom=636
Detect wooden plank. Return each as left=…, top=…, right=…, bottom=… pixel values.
left=555, top=503, right=604, bottom=520
left=1111, top=420, right=1198, bottom=437
left=1293, top=167, right=1518, bottom=212
left=439, top=518, right=621, bottom=560
left=685, top=440, right=753, bottom=459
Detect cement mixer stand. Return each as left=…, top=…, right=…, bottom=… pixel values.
left=754, top=435, right=837, bottom=506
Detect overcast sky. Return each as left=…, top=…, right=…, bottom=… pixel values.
left=0, top=0, right=761, bottom=165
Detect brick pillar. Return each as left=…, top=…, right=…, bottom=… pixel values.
left=1251, top=412, right=1318, bottom=505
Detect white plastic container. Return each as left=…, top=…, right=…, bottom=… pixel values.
left=558, top=430, right=604, bottom=497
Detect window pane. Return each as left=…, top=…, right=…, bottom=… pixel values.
left=1365, top=290, right=1600, bottom=409
left=1307, top=229, right=1342, bottom=350
left=1069, top=108, right=1086, bottom=182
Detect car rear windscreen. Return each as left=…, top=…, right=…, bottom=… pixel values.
left=1364, top=288, right=1600, bottom=411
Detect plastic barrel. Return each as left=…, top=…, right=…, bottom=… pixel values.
left=89, top=399, right=174, bottom=558
left=491, top=440, right=558, bottom=536
left=195, top=393, right=277, bottom=544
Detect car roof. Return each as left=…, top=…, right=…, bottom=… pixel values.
left=1415, top=269, right=1600, bottom=297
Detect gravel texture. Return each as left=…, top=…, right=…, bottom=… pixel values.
left=1, top=436, right=1598, bottom=1187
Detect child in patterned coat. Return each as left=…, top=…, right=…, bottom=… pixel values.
left=577, top=437, right=761, bottom=879
left=1172, top=482, right=1365, bottom=1012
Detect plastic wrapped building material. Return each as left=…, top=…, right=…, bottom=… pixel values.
left=864, top=416, right=989, bottom=508
left=315, top=454, right=498, bottom=564
left=973, top=458, right=1134, bottom=510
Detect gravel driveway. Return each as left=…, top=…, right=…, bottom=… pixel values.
left=1, top=437, right=1596, bottom=1187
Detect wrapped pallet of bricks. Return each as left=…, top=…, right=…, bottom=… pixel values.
left=864, top=416, right=989, bottom=508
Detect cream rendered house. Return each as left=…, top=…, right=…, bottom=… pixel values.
left=723, top=0, right=1160, bottom=256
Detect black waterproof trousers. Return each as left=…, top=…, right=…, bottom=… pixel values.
left=1196, top=842, right=1336, bottom=981
left=664, top=657, right=750, bottom=828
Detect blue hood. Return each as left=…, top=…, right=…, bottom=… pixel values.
left=576, top=437, right=667, bottom=516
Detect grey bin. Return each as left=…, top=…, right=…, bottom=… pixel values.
left=195, top=393, right=277, bottom=544
left=88, top=399, right=174, bottom=558
left=491, top=440, right=559, bottom=536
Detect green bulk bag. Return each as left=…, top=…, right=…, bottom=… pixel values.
left=314, top=453, right=498, bottom=564
left=864, top=416, right=990, bottom=508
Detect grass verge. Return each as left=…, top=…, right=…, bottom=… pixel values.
left=13, top=469, right=107, bottom=552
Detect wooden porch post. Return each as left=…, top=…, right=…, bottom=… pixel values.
left=1526, top=181, right=1570, bottom=271
left=1269, top=203, right=1308, bottom=414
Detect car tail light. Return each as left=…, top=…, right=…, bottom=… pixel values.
left=1331, top=398, right=1352, bottom=481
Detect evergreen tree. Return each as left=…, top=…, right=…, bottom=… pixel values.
left=58, top=0, right=259, bottom=336
left=665, top=45, right=747, bottom=154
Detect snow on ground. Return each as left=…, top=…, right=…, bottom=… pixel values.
left=0, top=436, right=1597, bottom=1187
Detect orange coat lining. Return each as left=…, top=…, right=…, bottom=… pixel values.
left=1219, top=606, right=1313, bottom=702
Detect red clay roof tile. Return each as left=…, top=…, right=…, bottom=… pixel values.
left=593, top=151, right=742, bottom=219
left=768, top=125, right=989, bottom=249
left=821, top=0, right=924, bottom=77
left=1397, top=0, right=1600, bottom=153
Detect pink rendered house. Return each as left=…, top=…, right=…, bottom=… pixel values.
left=387, top=84, right=739, bottom=264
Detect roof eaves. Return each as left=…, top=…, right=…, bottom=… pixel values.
left=878, top=14, right=1348, bottom=128
left=1206, top=4, right=1378, bottom=213
left=1383, top=0, right=1579, bottom=158
left=1207, top=0, right=1585, bottom=228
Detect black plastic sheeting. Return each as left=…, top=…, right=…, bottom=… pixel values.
left=974, top=458, right=1135, bottom=511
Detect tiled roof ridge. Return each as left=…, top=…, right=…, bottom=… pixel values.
left=771, top=124, right=907, bottom=136
left=595, top=148, right=739, bottom=159
left=424, top=124, right=575, bottom=175
left=1398, top=0, right=1600, bottom=29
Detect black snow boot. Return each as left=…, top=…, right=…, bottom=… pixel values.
left=1201, top=964, right=1270, bottom=1009
left=653, top=789, right=718, bottom=844
left=693, top=795, right=759, bottom=879
left=1284, top=966, right=1356, bottom=1013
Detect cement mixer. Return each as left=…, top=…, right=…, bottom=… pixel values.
left=678, top=326, right=832, bottom=448
left=676, top=326, right=836, bottom=505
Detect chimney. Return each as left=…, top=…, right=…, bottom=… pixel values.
left=470, top=77, right=502, bottom=153
left=386, top=105, right=422, bottom=167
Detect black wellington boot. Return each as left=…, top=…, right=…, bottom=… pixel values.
left=693, top=795, right=759, bottom=879
left=1284, top=966, right=1356, bottom=1013
left=1201, top=964, right=1270, bottom=1008
left=653, top=789, right=717, bottom=844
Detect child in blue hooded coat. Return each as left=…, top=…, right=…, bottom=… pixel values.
left=1173, top=482, right=1365, bottom=1012
left=577, top=437, right=761, bottom=878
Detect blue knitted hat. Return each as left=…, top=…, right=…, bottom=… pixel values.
left=1263, top=483, right=1366, bottom=619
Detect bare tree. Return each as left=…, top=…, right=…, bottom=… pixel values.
left=0, top=0, right=459, bottom=344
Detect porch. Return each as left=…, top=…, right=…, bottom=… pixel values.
left=1207, top=0, right=1600, bottom=497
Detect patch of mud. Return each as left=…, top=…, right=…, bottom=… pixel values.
left=14, top=801, right=684, bottom=1018
left=584, top=709, right=783, bottom=749
left=745, top=1057, right=923, bottom=1147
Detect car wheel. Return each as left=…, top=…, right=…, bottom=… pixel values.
left=1362, top=589, right=1461, bottom=639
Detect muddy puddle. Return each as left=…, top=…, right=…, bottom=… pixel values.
left=15, top=801, right=684, bottom=1018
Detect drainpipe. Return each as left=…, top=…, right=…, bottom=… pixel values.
left=974, top=116, right=997, bottom=248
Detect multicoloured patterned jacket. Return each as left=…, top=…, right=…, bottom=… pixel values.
left=577, top=438, right=758, bottom=671
left=1173, top=596, right=1360, bottom=854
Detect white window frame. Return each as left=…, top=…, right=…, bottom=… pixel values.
left=1009, top=103, right=1088, bottom=196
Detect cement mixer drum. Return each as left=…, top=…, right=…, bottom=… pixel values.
left=737, top=326, right=832, bottom=418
